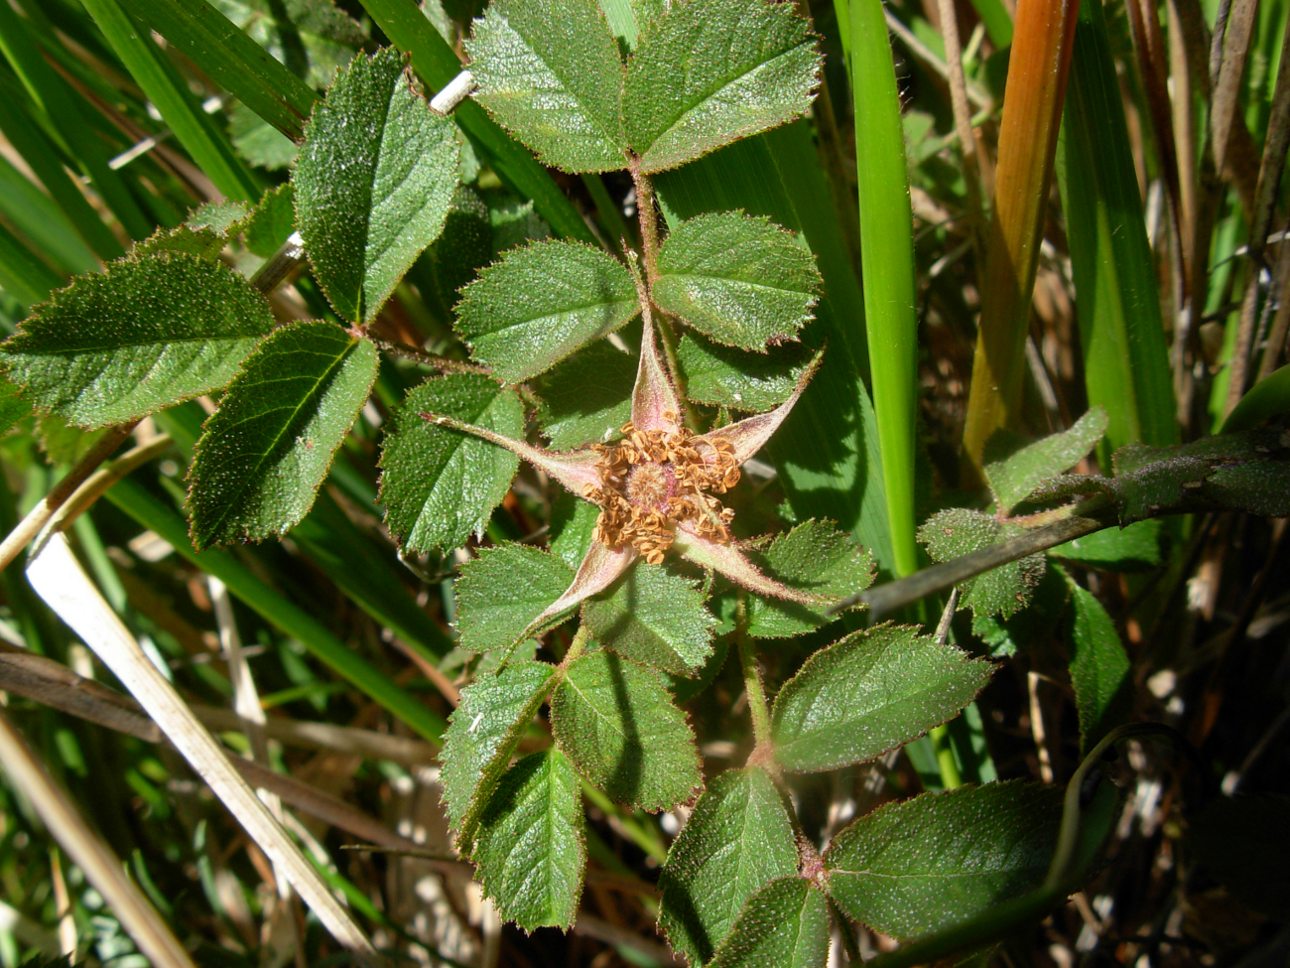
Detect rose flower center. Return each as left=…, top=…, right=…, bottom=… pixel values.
left=584, top=417, right=741, bottom=565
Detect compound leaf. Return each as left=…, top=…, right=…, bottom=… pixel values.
left=658, top=767, right=798, bottom=965
left=294, top=48, right=459, bottom=323
left=825, top=781, right=1063, bottom=939
left=918, top=508, right=1046, bottom=618
left=0, top=252, right=272, bottom=428
left=466, top=0, right=627, bottom=172
left=623, top=0, right=821, bottom=172
left=455, top=240, right=639, bottom=383
left=654, top=212, right=820, bottom=349
left=188, top=322, right=378, bottom=548
left=745, top=519, right=874, bottom=639
left=552, top=651, right=700, bottom=811
left=454, top=543, right=575, bottom=653
left=440, top=660, right=558, bottom=846
left=584, top=562, right=716, bottom=674
left=379, top=374, right=523, bottom=553
left=771, top=624, right=993, bottom=773
left=708, top=878, right=830, bottom=968
left=474, top=748, right=586, bottom=930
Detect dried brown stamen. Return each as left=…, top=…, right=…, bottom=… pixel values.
left=585, top=418, right=741, bottom=563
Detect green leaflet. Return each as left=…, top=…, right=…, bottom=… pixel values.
left=744, top=519, right=874, bottom=639
left=825, top=781, right=1063, bottom=939
left=551, top=651, right=701, bottom=811
left=1067, top=581, right=1130, bottom=751
left=440, top=660, right=557, bottom=846
left=770, top=624, right=993, bottom=773
left=0, top=252, right=273, bottom=428
left=658, top=768, right=798, bottom=965
left=466, top=0, right=627, bottom=172
left=294, top=48, right=460, bottom=323
left=453, top=543, right=574, bottom=653
left=984, top=407, right=1108, bottom=512
left=676, top=334, right=810, bottom=411
left=0, top=376, right=30, bottom=436
left=454, top=240, right=639, bottom=384
left=918, top=508, right=1047, bottom=618
left=549, top=494, right=600, bottom=569
left=1051, top=519, right=1162, bottom=570
left=583, top=562, right=716, bottom=674
left=473, top=748, right=586, bottom=930
left=187, top=322, right=379, bottom=549
left=708, top=878, right=830, bottom=968
left=653, top=212, right=820, bottom=350
left=378, top=374, right=523, bottom=554
left=533, top=336, right=635, bottom=448
left=622, top=0, right=821, bottom=173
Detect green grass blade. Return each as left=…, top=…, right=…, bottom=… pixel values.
left=843, top=0, right=920, bottom=577
left=106, top=476, right=447, bottom=745
left=80, top=0, right=261, bottom=203
left=0, top=222, right=63, bottom=307
left=0, top=155, right=98, bottom=276
left=1057, top=0, right=1177, bottom=456
left=356, top=0, right=596, bottom=244
left=654, top=121, right=895, bottom=570
left=969, top=0, right=1014, bottom=47
left=0, top=3, right=153, bottom=239
left=118, top=0, right=315, bottom=141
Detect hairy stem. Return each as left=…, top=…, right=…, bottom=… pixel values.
left=736, top=600, right=774, bottom=754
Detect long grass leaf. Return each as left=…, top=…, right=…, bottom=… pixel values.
left=1057, top=0, right=1178, bottom=456
left=843, top=0, right=920, bottom=577
left=0, top=223, right=64, bottom=308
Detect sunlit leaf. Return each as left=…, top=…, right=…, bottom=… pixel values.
left=584, top=562, right=716, bottom=674
left=659, top=767, right=797, bottom=964
left=533, top=337, right=635, bottom=448
left=187, top=322, right=378, bottom=548
left=708, top=877, right=830, bottom=968
left=984, top=407, right=1108, bottom=512
left=825, top=781, right=1063, bottom=938
left=551, top=650, right=701, bottom=811
left=473, top=749, right=586, bottom=930
left=654, top=212, right=820, bottom=349
left=455, top=240, right=638, bottom=384
left=466, top=0, right=627, bottom=172
left=622, top=0, right=821, bottom=172
left=378, top=374, right=522, bottom=554
left=440, top=660, right=557, bottom=844
left=677, top=334, right=810, bottom=411
left=918, top=508, right=1046, bottom=618
left=294, top=48, right=459, bottom=323
left=0, top=252, right=272, bottom=428
left=454, top=543, right=575, bottom=653
left=771, top=624, right=993, bottom=773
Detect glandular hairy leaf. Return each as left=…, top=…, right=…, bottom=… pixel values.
left=455, top=240, right=639, bottom=384
left=744, top=519, right=874, bottom=639
left=440, top=660, right=557, bottom=846
left=658, top=768, right=798, bottom=965
left=551, top=651, right=701, bottom=811
left=771, top=624, right=993, bottom=773
left=824, top=781, right=1063, bottom=939
left=918, top=507, right=1047, bottom=618
left=676, top=334, right=811, bottom=411
left=1067, top=581, right=1130, bottom=750
left=378, top=374, right=523, bottom=554
left=294, top=47, right=460, bottom=323
left=453, top=543, right=575, bottom=653
left=533, top=336, right=636, bottom=448
left=984, top=406, right=1108, bottom=512
left=466, top=0, right=627, bottom=172
left=584, top=562, right=716, bottom=675
left=623, top=0, right=821, bottom=172
left=187, top=322, right=378, bottom=549
left=708, top=877, right=831, bottom=968
left=473, top=748, right=586, bottom=931
left=0, top=252, right=273, bottom=428
left=653, top=212, right=821, bottom=350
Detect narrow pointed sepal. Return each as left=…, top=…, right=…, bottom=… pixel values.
left=695, top=349, right=823, bottom=464
left=420, top=410, right=603, bottom=496
left=518, top=539, right=637, bottom=643
left=630, top=304, right=684, bottom=432
left=673, top=526, right=828, bottom=606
